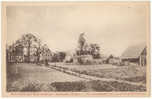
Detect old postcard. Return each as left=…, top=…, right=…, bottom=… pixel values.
left=2, top=2, right=150, bottom=97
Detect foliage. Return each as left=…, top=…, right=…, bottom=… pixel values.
left=20, top=82, right=56, bottom=92
left=51, top=52, right=66, bottom=62
left=78, top=33, right=86, bottom=51
left=58, top=52, right=66, bottom=62
left=89, top=43, right=101, bottom=59
left=21, top=33, right=38, bottom=62
left=77, top=33, right=101, bottom=59
left=6, top=33, right=52, bottom=64
left=51, top=81, right=86, bottom=92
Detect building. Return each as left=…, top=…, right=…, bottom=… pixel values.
left=108, top=57, right=122, bottom=65
left=121, top=44, right=146, bottom=66
left=105, top=54, right=122, bottom=65
left=6, top=45, right=16, bottom=63
left=14, top=44, right=24, bottom=62
left=6, top=43, right=25, bottom=63
left=64, top=52, right=94, bottom=64
left=75, top=55, right=93, bottom=64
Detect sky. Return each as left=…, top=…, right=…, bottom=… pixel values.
left=6, top=3, right=148, bottom=56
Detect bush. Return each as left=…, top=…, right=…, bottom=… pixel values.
left=21, top=82, right=56, bottom=92
left=51, top=81, right=86, bottom=92
left=8, top=80, right=56, bottom=92
left=123, top=76, right=146, bottom=83
left=86, top=80, right=146, bottom=92
left=89, top=80, right=114, bottom=92
left=51, top=80, right=146, bottom=92
left=21, top=82, right=41, bottom=92
left=109, top=81, right=146, bottom=91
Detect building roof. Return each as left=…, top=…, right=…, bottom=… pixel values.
left=121, top=43, right=146, bottom=59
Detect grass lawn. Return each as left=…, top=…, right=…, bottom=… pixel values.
left=6, top=63, right=87, bottom=92
left=6, top=63, right=146, bottom=92
left=51, top=63, right=146, bottom=84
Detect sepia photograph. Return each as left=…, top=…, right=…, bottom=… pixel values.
left=2, top=2, right=150, bottom=96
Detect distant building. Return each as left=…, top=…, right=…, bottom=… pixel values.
left=6, top=43, right=25, bottom=63
left=121, top=44, right=146, bottom=66
left=14, top=44, right=24, bottom=62
left=6, top=45, right=16, bottom=62
left=64, top=54, right=73, bottom=63
left=64, top=50, right=75, bottom=63
left=108, top=57, right=122, bottom=65
left=76, top=55, right=93, bottom=64
left=64, top=51, right=94, bottom=64
left=106, top=54, right=121, bottom=65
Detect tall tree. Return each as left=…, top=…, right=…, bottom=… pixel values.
left=41, top=44, right=51, bottom=65
left=21, top=33, right=38, bottom=63
left=78, top=33, right=86, bottom=52
left=35, top=39, right=42, bottom=64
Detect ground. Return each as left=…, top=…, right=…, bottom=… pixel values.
left=7, top=63, right=146, bottom=92
left=7, top=63, right=87, bottom=91
left=49, top=62, right=146, bottom=83
left=14, top=63, right=86, bottom=83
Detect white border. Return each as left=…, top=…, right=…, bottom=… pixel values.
left=0, top=0, right=151, bottom=98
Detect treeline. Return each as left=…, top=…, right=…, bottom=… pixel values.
left=76, top=33, right=101, bottom=59
left=6, top=33, right=66, bottom=65
left=6, top=33, right=102, bottom=65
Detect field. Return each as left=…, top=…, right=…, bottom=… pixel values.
left=50, top=63, right=146, bottom=83
left=7, top=63, right=146, bottom=92
left=7, top=63, right=87, bottom=91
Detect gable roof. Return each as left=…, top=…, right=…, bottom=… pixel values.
left=121, top=43, right=146, bottom=59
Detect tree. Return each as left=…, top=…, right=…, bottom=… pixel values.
left=51, top=53, right=59, bottom=62
left=41, top=44, right=52, bottom=65
left=35, top=39, right=42, bottom=64
left=58, top=52, right=66, bottom=62
left=90, top=44, right=101, bottom=59
left=21, top=33, right=38, bottom=63
left=77, top=33, right=101, bottom=57
left=78, top=33, right=86, bottom=52
left=51, top=52, right=66, bottom=62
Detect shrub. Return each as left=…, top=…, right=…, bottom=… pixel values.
left=123, top=76, right=146, bottom=83
left=21, top=82, right=56, bottom=92
left=86, top=80, right=146, bottom=92
left=51, top=81, right=86, bottom=92
left=88, top=80, right=114, bottom=92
